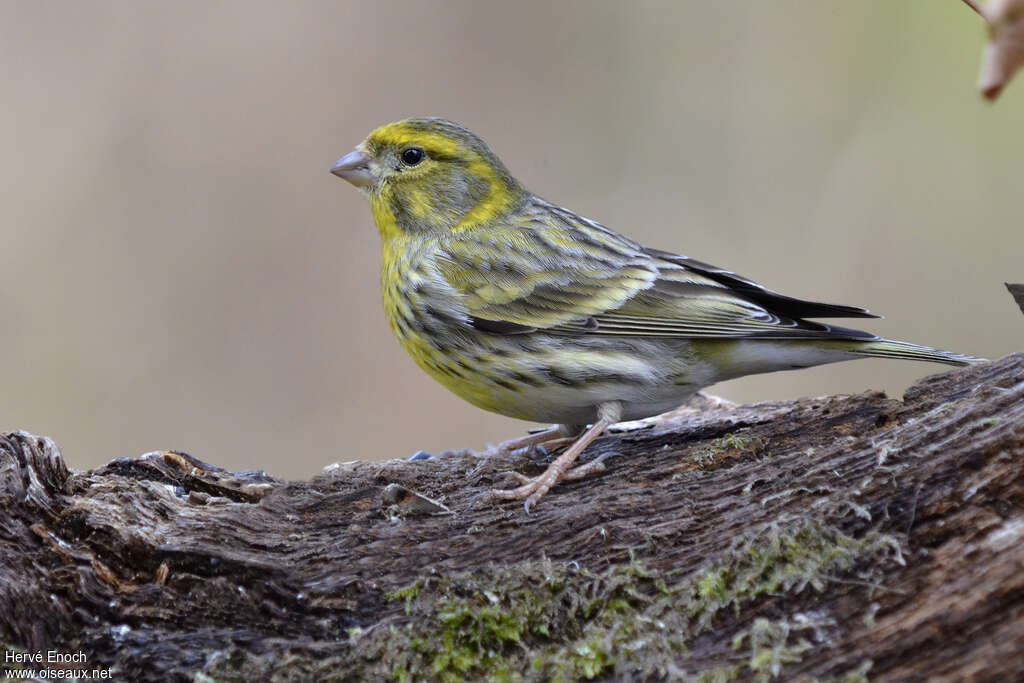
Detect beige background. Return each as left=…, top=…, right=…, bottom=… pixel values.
left=1, top=2, right=1019, bottom=478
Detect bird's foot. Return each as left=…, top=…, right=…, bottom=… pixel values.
left=492, top=454, right=611, bottom=513
left=487, top=413, right=617, bottom=513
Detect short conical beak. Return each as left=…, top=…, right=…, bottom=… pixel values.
left=330, top=149, right=373, bottom=187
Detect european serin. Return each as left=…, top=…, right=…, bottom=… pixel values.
left=331, top=117, right=982, bottom=512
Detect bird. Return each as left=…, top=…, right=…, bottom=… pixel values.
left=330, top=117, right=983, bottom=512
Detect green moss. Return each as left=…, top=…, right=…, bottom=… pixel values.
left=692, top=433, right=751, bottom=469
left=816, top=659, right=873, bottom=683
left=687, top=517, right=903, bottom=628
left=564, top=639, right=615, bottom=679
left=1, top=643, right=27, bottom=673
left=742, top=618, right=813, bottom=680
left=196, top=517, right=903, bottom=681
left=689, top=617, right=816, bottom=682
left=692, top=664, right=744, bottom=682
left=697, top=570, right=729, bottom=602
left=716, top=433, right=752, bottom=452
left=692, top=432, right=770, bottom=471
left=387, top=580, right=424, bottom=615
left=368, top=558, right=693, bottom=682
left=365, top=518, right=900, bottom=681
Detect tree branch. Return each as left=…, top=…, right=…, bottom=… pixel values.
left=2, top=355, right=1023, bottom=681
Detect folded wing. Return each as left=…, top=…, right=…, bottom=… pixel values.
left=437, top=202, right=880, bottom=342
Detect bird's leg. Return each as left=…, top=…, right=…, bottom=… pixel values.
left=493, top=425, right=572, bottom=455
left=435, top=425, right=572, bottom=461
left=491, top=402, right=622, bottom=512
left=459, top=425, right=577, bottom=479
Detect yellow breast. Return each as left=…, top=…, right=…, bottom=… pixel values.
left=379, top=233, right=515, bottom=413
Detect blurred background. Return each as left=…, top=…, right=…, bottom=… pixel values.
left=1, top=1, right=1020, bottom=478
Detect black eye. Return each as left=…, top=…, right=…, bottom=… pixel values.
left=401, top=147, right=424, bottom=166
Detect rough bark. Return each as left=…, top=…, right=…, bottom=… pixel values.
left=1, top=354, right=1022, bottom=682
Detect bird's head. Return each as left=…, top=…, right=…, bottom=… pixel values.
left=331, top=118, right=524, bottom=237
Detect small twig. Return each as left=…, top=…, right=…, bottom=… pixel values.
left=961, top=0, right=986, bottom=18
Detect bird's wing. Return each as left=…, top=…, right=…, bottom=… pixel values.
left=435, top=210, right=657, bottom=330
left=584, top=250, right=877, bottom=340
left=435, top=202, right=878, bottom=340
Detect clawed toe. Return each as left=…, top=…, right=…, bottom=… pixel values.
left=559, top=457, right=608, bottom=481
left=497, top=470, right=534, bottom=486
left=474, top=405, right=622, bottom=512
left=488, top=476, right=552, bottom=514
left=490, top=479, right=542, bottom=500
left=488, top=456, right=610, bottom=513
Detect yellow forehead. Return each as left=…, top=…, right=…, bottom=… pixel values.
left=365, top=121, right=467, bottom=158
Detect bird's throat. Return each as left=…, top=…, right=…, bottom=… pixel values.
left=370, top=190, right=407, bottom=243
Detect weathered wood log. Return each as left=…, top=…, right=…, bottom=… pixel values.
left=1, top=354, right=1022, bottom=682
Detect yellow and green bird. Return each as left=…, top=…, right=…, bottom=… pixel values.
left=331, top=117, right=982, bottom=512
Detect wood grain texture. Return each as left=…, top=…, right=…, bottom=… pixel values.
left=1, top=354, right=1022, bottom=681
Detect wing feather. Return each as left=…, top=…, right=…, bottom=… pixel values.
left=437, top=198, right=879, bottom=342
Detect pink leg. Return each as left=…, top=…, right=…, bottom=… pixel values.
left=491, top=402, right=622, bottom=513
left=494, top=425, right=569, bottom=454
left=437, top=425, right=570, bottom=461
